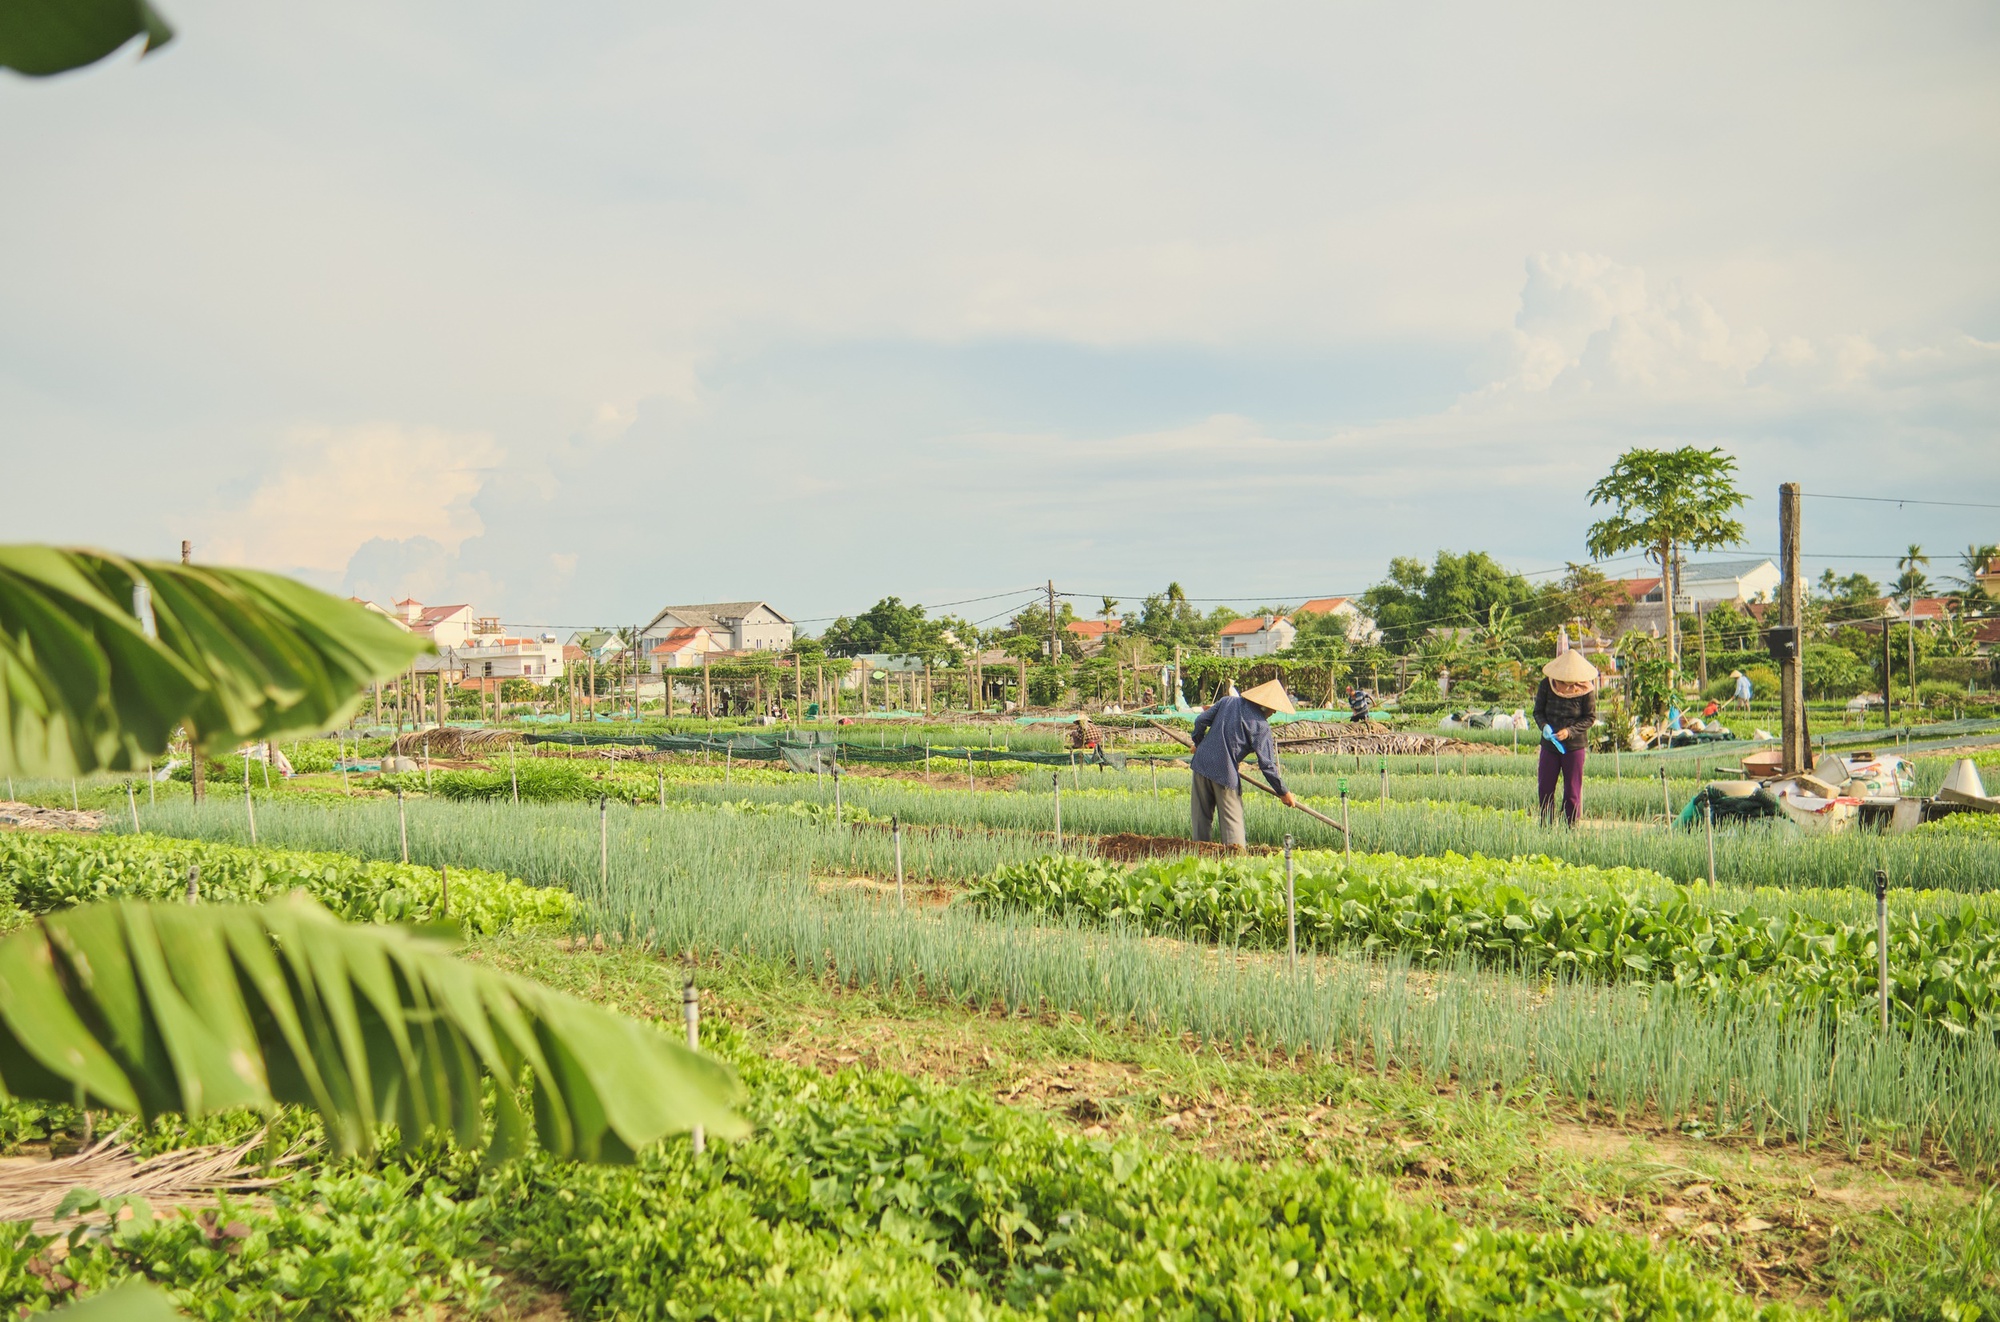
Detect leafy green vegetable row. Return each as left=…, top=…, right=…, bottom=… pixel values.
left=0, top=832, right=576, bottom=935
left=0, top=984, right=1786, bottom=1318
left=479, top=1033, right=1785, bottom=1320
left=966, top=851, right=2000, bottom=1035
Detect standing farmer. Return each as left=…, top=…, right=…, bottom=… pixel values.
left=1190, top=679, right=1298, bottom=849
left=1534, top=651, right=1599, bottom=827
left=1730, top=668, right=1753, bottom=712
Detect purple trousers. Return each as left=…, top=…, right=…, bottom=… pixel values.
left=1538, top=741, right=1587, bottom=826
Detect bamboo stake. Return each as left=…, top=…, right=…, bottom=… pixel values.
left=1876, top=868, right=1890, bottom=1030
left=684, top=980, right=705, bottom=1155
left=1284, top=834, right=1296, bottom=972
left=1052, top=773, right=1062, bottom=851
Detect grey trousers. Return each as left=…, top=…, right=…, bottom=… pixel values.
left=1190, top=771, right=1246, bottom=846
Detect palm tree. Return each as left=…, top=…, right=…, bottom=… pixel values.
left=1950, top=544, right=1998, bottom=609
left=1895, top=544, right=1931, bottom=607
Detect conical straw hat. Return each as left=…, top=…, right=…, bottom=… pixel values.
left=1941, top=757, right=1989, bottom=800
left=1543, top=650, right=1599, bottom=684
left=1239, top=679, right=1297, bottom=715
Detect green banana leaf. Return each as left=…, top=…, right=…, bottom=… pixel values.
left=0, top=895, right=745, bottom=1161
left=41, top=1282, right=179, bottom=1322
left=0, top=546, right=430, bottom=778
left=0, top=0, right=173, bottom=76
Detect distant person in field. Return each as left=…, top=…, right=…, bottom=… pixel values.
left=1348, top=686, right=1373, bottom=722
left=1190, top=679, right=1298, bottom=850
left=1731, top=669, right=1753, bottom=711
left=1534, top=651, right=1599, bottom=827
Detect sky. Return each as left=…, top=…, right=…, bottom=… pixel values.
left=4, top=0, right=1997, bottom=635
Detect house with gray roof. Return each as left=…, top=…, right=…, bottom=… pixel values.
left=641, top=601, right=794, bottom=653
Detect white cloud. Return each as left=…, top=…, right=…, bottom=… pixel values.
left=196, top=424, right=501, bottom=577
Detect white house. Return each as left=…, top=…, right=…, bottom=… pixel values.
left=642, top=601, right=794, bottom=653
left=1677, top=559, right=1781, bottom=606
left=1295, top=596, right=1381, bottom=643
left=456, top=634, right=566, bottom=684
left=1215, top=615, right=1296, bottom=658
left=648, top=626, right=728, bottom=671
left=394, top=599, right=478, bottom=649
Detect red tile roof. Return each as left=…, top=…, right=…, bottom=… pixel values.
left=1297, top=597, right=1352, bottom=615
left=1905, top=597, right=1952, bottom=620
left=1617, top=577, right=1663, bottom=601
left=411, top=603, right=470, bottom=633
left=650, top=627, right=713, bottom=654
left=1065, top=619, right=1122, bottom=637
left=1218, top=615, right=1284, bottom=636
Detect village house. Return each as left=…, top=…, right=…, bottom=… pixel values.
left=1612, top=558, right=1780, bottom=635
left=648, top=626, right=728, bottom=671
left=456, top=634, right=566, bottom=684
left=565, top=629, right=628, bottom=662
left=1215, top=615, right=1296, bottom=658
left=642, top=601, right=794, bottom=653
left=1295, top=596, right=1380, bottom=643
left=347, top=598, right=492, bottom=674
left=1064, top=618, right=1121, bottom=655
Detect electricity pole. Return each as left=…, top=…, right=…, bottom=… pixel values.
left=1779, top=483, right=1807, bottom=775
left=1046, top=580, right=1060, bottom=661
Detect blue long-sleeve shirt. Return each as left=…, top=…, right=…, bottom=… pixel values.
left=1189, top=695, right=1287, bottom=796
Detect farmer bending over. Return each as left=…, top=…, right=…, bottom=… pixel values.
left=1190, top=679, right=1297, bottom=849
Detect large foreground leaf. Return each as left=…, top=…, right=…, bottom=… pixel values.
left=0, top=896, right=744, bottom=1161
left=0, top=0, right=173, bottom=76
left=0, top=546, right=430, bottom=777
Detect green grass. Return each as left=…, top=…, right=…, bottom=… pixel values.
left=126, top=797, right=2000, bottom=1175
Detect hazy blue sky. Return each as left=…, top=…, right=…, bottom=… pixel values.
left=5, top=1, right=1996, bottom=631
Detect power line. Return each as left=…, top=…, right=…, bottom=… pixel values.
left=1805, top=492, right=2000, bottom=512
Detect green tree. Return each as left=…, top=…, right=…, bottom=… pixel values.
left=1949, top=543, right=1997, bottom=608
left=1801, top=642, right=1871, bottom=699
left=1894, top=544, right=1931, bottom=606
left=821, top=597, right=957, bottom=663
left=1524, top=563, right=1624, bottom=642
left=1130, top=583, right=1214, bottom=649
left=1361, top=552, right=1534, bottom=655
left=1584, top=446, right=1747, bottom=670
left=1284, top=610, right=1353, bottom=662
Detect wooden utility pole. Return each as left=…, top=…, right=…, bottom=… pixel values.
left=1779, top=482, right=1808, bottom=775
left=1882, top=614, right=1895, bottom=729
left=1046, top=580, right=1059, bottom=662
left=183, top=539, right=205, bottom=803
left=1017, top=657, right=1027, bottom=710
left=1908, top=616, right=1918, bottom=711
left=1697, top=606, right=1708, bottom=693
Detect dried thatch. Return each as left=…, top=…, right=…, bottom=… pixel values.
left=0, top=802, right=104, bottom=833
left=0, top=1137, right=296, bottom=1234
left=388, top=727, right=527, bottom=759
